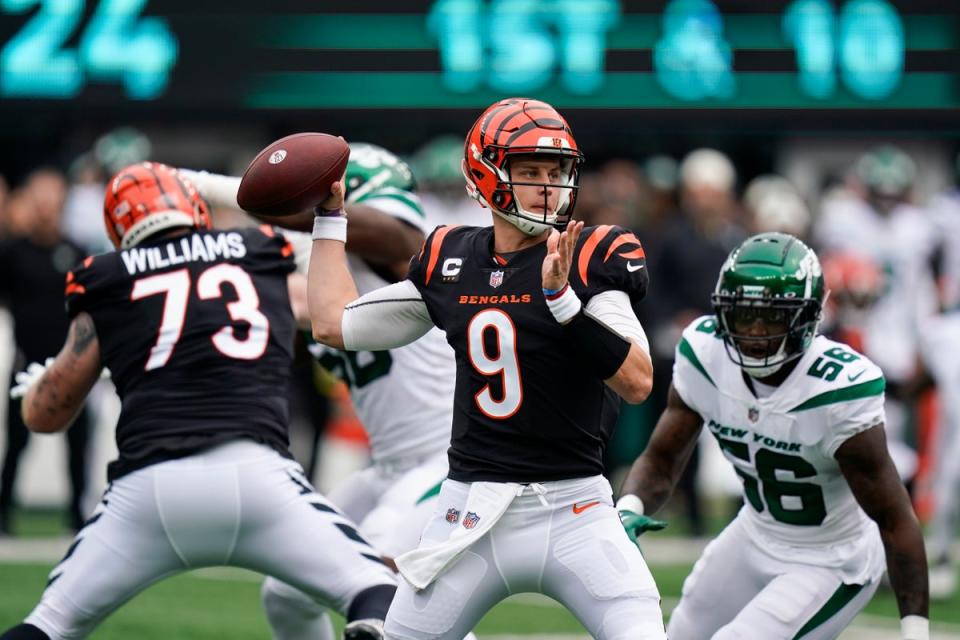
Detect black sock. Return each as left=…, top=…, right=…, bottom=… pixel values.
left=1, top=624, right=50, bottom=640
left=347, top=584, right=397, bottom=622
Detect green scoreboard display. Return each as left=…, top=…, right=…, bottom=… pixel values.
left=0, top=0, right=957, bottom=110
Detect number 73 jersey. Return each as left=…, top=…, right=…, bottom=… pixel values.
left=64, top=227, right=297, bottom=481
left=674, top=316, right=887, bottom=574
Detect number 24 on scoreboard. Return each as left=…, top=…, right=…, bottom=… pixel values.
left=0, top=0, right=177, bottom=99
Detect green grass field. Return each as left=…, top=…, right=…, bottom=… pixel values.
left=2, top=510, right=959, bottom=638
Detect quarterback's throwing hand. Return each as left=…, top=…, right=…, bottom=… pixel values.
left=619, top=509, right=668, bottom=548
left=542, top=220, right=583, bottom=292
left=10, top=358, right=54, bottom=400
left=316, top=170, right=347, bottom=215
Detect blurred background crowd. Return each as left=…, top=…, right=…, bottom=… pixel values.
left=1, top=0, right=959, bottom=605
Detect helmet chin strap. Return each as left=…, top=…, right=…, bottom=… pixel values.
left=492, top=208, right=553, bottom=236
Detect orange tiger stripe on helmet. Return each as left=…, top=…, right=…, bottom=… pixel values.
left=463, top=97, right=583, bottom=235
left=104, top=162, right=211, bottom=249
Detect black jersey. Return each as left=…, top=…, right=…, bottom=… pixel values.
left=65, top=227, right=297, bottom=480
left=407, top=224, right=649, bottom=483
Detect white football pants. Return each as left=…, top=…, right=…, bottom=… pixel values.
left=668, top=516, right=881, bottom=640
left=384, top=475, right=666, bottom=640
left=23, top=440, right=395, bottom=640
left=262, top=451, right=449, bottom=640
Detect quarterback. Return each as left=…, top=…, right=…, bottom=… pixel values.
left=619, top=232, right=929, bottom=639
left=307, top=98, right=666, bottom=639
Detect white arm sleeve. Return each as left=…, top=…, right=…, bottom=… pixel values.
left=584, top=290, right=650, bottom=356
left=178, top=169, right=242, bottom=210
left=341, top=280, right=435, bottom=351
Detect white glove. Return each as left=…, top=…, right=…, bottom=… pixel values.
left=10, top=358, right=53, bottom=399
left=178, top=169, right=241, bottom=210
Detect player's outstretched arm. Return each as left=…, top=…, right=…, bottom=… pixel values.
left=339, top=203, right=424, bottom=280
left=21, top=313, right=103, bottom=433
left=619, top=384, right=703, bottom=515
left=183, top=168, right=424, bottom=281
left=308, top=179, right=358, bottom=349
left=836, top=424, right=929, bottom=638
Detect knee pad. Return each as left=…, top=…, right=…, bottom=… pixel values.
left=553, top=520, right=657, bottom=600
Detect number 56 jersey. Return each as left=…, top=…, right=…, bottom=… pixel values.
left=65, top=227, right=297, bottom=482
left=674, top=315, right=887, bottom=582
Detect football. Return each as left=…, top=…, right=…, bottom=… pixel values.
left=237, top=132, right=350, bottom=217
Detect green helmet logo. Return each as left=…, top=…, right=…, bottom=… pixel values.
left=711, top=232, right=825, bottom=377
left=346, top=143, right=417, bottom=204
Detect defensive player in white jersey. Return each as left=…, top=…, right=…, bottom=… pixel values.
left=619, top=232, right=929, bottom=639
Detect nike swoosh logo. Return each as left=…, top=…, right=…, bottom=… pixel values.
left=847, top=369, right=866, bottom=382
left=572, top=500, right=602, bottom=515
left=626, top=262, right=645, bottom=272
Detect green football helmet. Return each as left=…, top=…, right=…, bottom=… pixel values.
left=856, top=145, right=915, bottom=198
left=345, top=142, right=419, bottom=207
left=711, top=232, right=825, bottom=378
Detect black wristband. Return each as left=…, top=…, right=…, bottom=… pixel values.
left=564, top=311, right=632, bottom=380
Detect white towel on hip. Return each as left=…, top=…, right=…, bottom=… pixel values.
left=395, top=481, right=520, bottom=590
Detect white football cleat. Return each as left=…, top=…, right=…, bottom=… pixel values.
left=343, top=618, right=385, bottom=640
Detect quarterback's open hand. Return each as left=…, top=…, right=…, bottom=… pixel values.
left=10, top=358, right=54, bottom=400
left=619, top=509, right=668, bottom=547
left=542, top=220, right=583, bottom=292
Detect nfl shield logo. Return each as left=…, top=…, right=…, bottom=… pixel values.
left=748, top=407, right=759, bottom=423
left=445, top=508, right=460, bottom=524
left=489, top=270, right=504, bottom=288
left=462, top=511, right=480, bottom=529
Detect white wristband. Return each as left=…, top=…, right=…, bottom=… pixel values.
left=900, top=615, right=929, bottom=640
left=544, top=285, right=582, bottom=325
left=615, top=494, right=645, bottom=515
left=312, top=215, right=348, bottom=243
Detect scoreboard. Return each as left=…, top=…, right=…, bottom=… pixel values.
left=0, top=0, right=957, bottom=112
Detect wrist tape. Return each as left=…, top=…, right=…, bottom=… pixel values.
left=312, top=215, right=347, bottom=242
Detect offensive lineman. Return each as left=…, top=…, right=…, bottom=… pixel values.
left=619, top=232, right=929, bottom=639
left=0, top=163, right=396, bottom=640
left=183, top=145, right=467, bottom=639
left=307, top=98, right=666, bottom=639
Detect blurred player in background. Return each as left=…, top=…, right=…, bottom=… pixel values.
left=919, top=153, right=960, bottom=598
left=619, top=233, right=929, bottom=640
left=308, top=97, right=666, bottom=639
left=813, top=146, right=940, bottom=481
left=0, top=163, right=396, bottom=640
left=0, top=170, right=91, bottom=534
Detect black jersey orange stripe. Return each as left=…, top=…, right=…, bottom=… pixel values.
left=603, top=232, right=645, bottom=262
left=424, top=225, right=459, bottom=285
left=577, top=225, right=612, bottom=286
